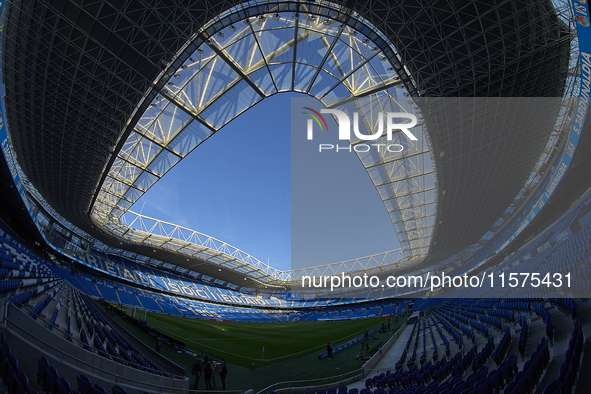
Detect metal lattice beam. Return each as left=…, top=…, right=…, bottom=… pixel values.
left=2, top=0, right=578, bottom=288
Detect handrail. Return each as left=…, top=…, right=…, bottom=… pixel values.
left=93, top=298, right=186, bottom=375
left=5, top=302, right=200, bottom=393
left=6, top=293, right=186, bottom=379
left=256, top=369, right=363, bottom=394
left=8, top=306, right=244, bottom=394
left=255, top=320, right=406, bottom=394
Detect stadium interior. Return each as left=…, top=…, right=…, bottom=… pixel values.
left=1, top=0, right=591, bottom=394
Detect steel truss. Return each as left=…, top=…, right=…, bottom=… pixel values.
left=90, top=0, right=432, bottom=280
left=115, top=211, right=415, bottom=283
left=92, top=2, right=411, bottom=222
left=291, top=248, right=411, bottom=281
left=118, top=210, right=291, bottom=282
left=1, top=0, right=580, bottom=288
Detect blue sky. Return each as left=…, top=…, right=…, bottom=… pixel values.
left=134, top=92, right=400, bottom=272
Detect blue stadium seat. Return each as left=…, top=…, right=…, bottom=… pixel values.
left=59, top=377, right=72, bottom=394
left=542, top=380, right=560, bottom=394
left=37, top=357, right=48, bottom=386
left=17, top=371, right=29, bottom=394
left=91, top=384, right=107, bottom=394
left=43, top=366, right=58, bottom=394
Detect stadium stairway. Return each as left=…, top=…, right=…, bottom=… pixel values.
left=0, top=223, right=183, bottom=392
left=9, top=272, right=178, bottom=378
left=343, top=323, right=417, bottom=391
left=537, top=300, right=591, bottom=394
left=3, top=294, right=189, bottom=390
left=318, top=298, right=585, bottom=394
left=0, top=327, right=187, bottom=394
left=0, top=194, right=590, bottom=394
left=574, top=304, right=591, bottom=394
left=0, top=235, right=181, bottom=374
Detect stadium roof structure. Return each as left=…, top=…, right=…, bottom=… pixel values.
left=0, top=0, right=579, bottom=288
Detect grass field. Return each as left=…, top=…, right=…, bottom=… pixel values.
left=101, top=302, right=406, bottom=392
left=146, top=312, right=389, bottom=367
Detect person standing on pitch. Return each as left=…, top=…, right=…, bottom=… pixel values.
left=220, top=361, right=228, bottom=390
left=191, top=359, right=202, bottom=390
left=211, top=359, right=217, bottom=389
left=327, top=341, right=333, bottom=359
left=203, top=356, right=212, bottom=390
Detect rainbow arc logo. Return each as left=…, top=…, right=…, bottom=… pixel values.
left=303, top=107, right=329, bottom=138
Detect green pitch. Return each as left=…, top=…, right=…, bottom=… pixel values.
left=146, top=311, right=389, bottom=367
left=101, top=302, right=406, bottom=391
